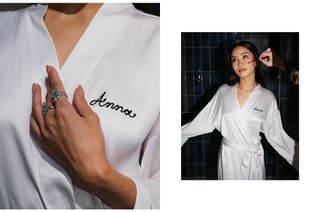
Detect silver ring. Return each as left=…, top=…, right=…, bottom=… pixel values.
left=51, top=89, right=68, bottom=105
left=42, top=102, right=55, bottom=118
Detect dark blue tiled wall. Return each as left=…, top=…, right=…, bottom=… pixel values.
left=181, top=32, right=299, bottom=180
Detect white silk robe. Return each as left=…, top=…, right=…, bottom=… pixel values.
left=181, top=84, right=297, bottom=180
left=0, top=4, right=159, bottom=209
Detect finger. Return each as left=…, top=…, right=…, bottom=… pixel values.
left=31, top=83, right=47, bottom=134
left=46, top=65, right=69, bottom=107
left=258, top=55, right=265, bottom=61
left=46, top=65, right=66, bottom=92
left=262, top=48, right=271, bottom=54
left=259, top=54, right=266, bottom=60
left=30, top=114, right=42, bottom=141
left=45, top=77, right=52, bottom=106
left=260, top=56, right=270, bottom=61
left=259, top=51, right=270, bottom=59
left=258, top=57, right=267, bottom=63
left=73, top=85, right=94, bottom=117
left=44, top=77, right=56, bottom=123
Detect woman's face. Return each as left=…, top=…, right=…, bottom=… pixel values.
left=231, top=46, right=256, bottom=79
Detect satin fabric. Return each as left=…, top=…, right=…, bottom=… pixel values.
left=182, top=84, right=296, bottom=180
left=0, top=4, right=159, bottom=208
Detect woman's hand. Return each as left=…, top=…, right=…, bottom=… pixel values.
left=30, top=65, right=110, bottom=188
left=30, top=65, right=136, bottom=208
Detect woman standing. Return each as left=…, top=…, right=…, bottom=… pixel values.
left=181, top=41, right=298, bottom=180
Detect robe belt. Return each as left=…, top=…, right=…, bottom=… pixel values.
left=222, top=138, right=262, bottom=179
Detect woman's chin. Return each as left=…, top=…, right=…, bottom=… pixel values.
left=236, top=70, right=255, bottom=79
left=236, top=72, right=247, bottom=78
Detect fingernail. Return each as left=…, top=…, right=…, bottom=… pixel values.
left=78, top=85, right=84, bottom=96
left=46, top=65, right=51, bottom=73
left=32, top=83, right=38, bottom=94
left=267, top=48, right=271, bottom=51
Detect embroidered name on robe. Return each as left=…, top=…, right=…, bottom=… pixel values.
left=253, top=106, right=263, bottom=112
left=90, top=91, right=136, bottom=118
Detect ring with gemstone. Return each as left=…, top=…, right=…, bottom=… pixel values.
left=42, top=102, right=55, bottom=118
left=51, top=89, right=68, bottom=105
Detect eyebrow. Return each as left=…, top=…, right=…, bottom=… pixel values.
left=231, top=52, right=250, bottom=58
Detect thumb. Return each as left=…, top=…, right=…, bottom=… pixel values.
left=73, top=85, right=94, bottom=117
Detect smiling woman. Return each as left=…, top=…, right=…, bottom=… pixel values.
left=181, top=40, right=298, bottom=180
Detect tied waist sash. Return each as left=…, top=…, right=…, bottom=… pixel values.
left=222, top=138, right=263, bottom=180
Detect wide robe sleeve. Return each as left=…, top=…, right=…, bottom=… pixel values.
left=181, top=86, right=222, bottom=146
left=262, top=95, right=298, bottom=169
left=130, top=113, right=160, bottom=209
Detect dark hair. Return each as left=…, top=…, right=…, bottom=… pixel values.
left=226, top=41, right=265, bottom=87
left=282, top=33, right=299, bottom=84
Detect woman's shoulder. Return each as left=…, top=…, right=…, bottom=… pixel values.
left=259, top=86, right=277, bottom=102
left=0, top=5, right=36, bottom=19
left=0, top=5, right=44, bottom=45
left=216, top=83, right=233, bottom=95
left=102, top=4, right=159, bottom=40
left=131, top=5, right=159, bottom=23
left=0, top=7, right=25, bottom=42
left=126, top=5, right=159, bottom=34
left=0, top=5, right=39, bottom=32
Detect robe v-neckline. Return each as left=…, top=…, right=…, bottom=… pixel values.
left=234, top=83, right=261, bottom=110
left=39, top=4, right=105, bottom=71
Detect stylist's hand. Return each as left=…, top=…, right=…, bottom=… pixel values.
left=259, top=48, right=274, bottom=67
left=259, top=48, right=286, bottom=71
left=30, top=65, right=110, bottom=188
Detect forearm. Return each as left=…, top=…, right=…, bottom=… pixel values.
left=87, top=164, right=137, bottom=209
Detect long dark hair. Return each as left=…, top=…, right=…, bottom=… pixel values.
left=226, top=41, right=265, bottom=87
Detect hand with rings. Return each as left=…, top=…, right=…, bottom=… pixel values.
left=30, top=65, right=108, bottom=186
left=30, top=65, right=136, bottom=208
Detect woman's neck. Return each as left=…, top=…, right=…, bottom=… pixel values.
left=238, top=76, right=257, bottom=91
left=46, top=3, right=103, bottom=20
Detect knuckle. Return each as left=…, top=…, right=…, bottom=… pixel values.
left=56, top=98, right=69, bottom=108
left=55, top=104, right=71, bottom=117
left=45, top=116, right=56, bottom=129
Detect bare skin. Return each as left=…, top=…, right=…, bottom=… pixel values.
left=44, top=3, right=103, bottom=68
left=259, top=48, right=286, bottom=71
left=259, top=48, right=299, bottom=85
left=31, top=4, right=137, bottom=209
left=231, top=46, right=257, bottom=108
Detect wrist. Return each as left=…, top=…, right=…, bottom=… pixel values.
left=82, top=160, right=137, bottom=209
left=82, top=159, right=114, bottom=190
